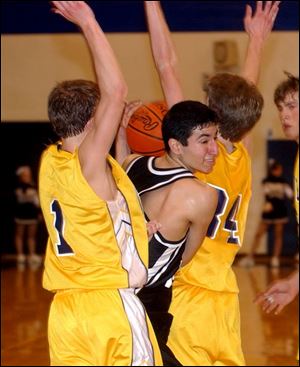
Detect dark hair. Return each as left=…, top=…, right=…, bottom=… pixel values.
left=48, top=80, right=100, bottom=138
left=204, top=73, right=264, bottom=142
left=162, top=100, right=217, bottom=152
left=274, top=72, right=299, bottom=107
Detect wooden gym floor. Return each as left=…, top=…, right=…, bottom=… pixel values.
left=1, top=258, right=299, bottom=366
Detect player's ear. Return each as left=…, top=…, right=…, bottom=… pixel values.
left=169, top=138, right=181, bottom=154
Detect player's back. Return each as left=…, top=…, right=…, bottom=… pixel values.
left=173, top=141, right=251, bottom=292
left=39, top=145, right=148, bottom=291
left=126, top=155, right=199, bottom=242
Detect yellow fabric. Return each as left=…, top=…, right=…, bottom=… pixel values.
left=168, top=284, right=245, bottom=366
left=295, top=151, right=299, bottom=361
left=168, top=142, right=251, bottom=365
left=39, top=144, right=162, bottom=366
left=48, top=289, right=162, bottom=366
left=39, top=145, right=149, bottom=291
left=294, top=150, right=299, bottom=225
left=175, top=141, right=251, bottom=293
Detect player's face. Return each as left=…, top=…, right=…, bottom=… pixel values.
left=277, top=91, right=299, bottom=142
left=180, top=125, right=219, bottom=173
left=20, top=169, right=32, bottom=184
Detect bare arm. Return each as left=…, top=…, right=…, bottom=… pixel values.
left=144, top=1, right=184, bottom=108
left=181, top=184, right=218, bottom=266
left=242, top=1, right=280, bottom=150
left=254, top=270, right=299, bottom=315
left=242, top=1, right=280, bottom=84
left=52, top=1, right=127, bottom=177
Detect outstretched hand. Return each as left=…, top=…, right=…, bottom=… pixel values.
left=254, top=274, right=299, bottom=315
left=51, top=1, right=95, bottom=26
left=121, top=100, right=143, bottom=129
left=115, top=100, right=142, bottom=165
left=244, top=1, right=280, bottom=41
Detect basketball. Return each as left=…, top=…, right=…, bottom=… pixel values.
left=126, top=101, right=167, bottom=156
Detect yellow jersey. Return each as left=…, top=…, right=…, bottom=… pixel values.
left=294, top=150, right=299, bottom=224
left=173, top=141, right=251, bottom=292
left=39, top=144, right=149, bottom=292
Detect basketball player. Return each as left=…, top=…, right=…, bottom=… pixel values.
left=39, top=2, right=162, bottom=365
left=144, top=1, right=279, bottom=365
left=255, top=73, right=299, bottom=319
left=117, top=99, right=219, bottom=365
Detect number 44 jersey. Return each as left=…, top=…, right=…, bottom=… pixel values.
left=173, top=141, right=251, bottom=293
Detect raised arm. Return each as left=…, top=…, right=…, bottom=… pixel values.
left=241, top=1, right=280, bottom=150
left=144, top=1, right=184, bottom=108
left=242, top=1, right=280, bottom=84
left=52, top=1, right=127, bottom=175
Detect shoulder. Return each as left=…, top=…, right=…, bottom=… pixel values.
left=175, top=178, right=218, bottom=212
left=194, top=180, right=218, bottom=207
left=122, top=154, right=143, bottom=171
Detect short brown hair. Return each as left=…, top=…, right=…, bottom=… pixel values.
left=204, top=73, right=264, bottom=142
left=48, top=80, right=100, bottom=138
left=274, top=72, right=299, bottom=107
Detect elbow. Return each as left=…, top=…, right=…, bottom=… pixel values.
left=114, top=79, right=128, bottom=101
left=104, top=79, right=128, bottom=103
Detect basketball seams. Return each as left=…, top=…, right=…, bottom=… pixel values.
left=127, top=101, right=167, bottom=157
left=130, top=148, right=165, bottom=155
left=127, top=123, right=164, bottom=142
left=145, top=104, right=165, bottom=122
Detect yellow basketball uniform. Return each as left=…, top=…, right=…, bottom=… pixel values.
left=294, top=150, right=299, bottom=225
left=168, top=141, right=251, bottom=366
left=295, top=151, right=299, bottom=362
left=39, top=144, right=162, bottom=366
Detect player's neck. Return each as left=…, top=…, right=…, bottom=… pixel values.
left=60, top=132, right=85, bottom=153
left=166, top=153, right=189, bottom=170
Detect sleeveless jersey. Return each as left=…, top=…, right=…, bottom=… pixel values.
left=173, top=141, right=251, bottom=293
left=107, top=190, right=147, bottom=288
left=126, top=155, right=194, bottom=288
left=39, top=144, right=149, bottom=291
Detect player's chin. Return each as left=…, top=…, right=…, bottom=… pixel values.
left=203, top=160, right=215, bottom=173
left=201, top=164, right=214, bottom=174
left=283, top=127, right=297, bottom=140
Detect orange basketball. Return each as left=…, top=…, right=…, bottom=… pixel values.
left=126, top=101, right=167, bottom=156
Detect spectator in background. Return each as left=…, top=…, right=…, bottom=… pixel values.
left=14, top=165, right=42, bottom=268
left=239, top=159, right=293, bottom=268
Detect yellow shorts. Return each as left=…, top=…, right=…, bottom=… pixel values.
left=168, top=284, right=245, bottom=366
left=48, top=288, right=162, bottom=366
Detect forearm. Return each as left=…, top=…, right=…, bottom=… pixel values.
left=115, top=126, right=131, bottom=165
left=145, top=1, right=183, bottom=107
left=81, top=20, right=127, bottom=101
left=78, top=12, right=127, bottom=153
left=242, top=36, right=265, bottom=85
left=242, top=1, right=280, bottom=85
